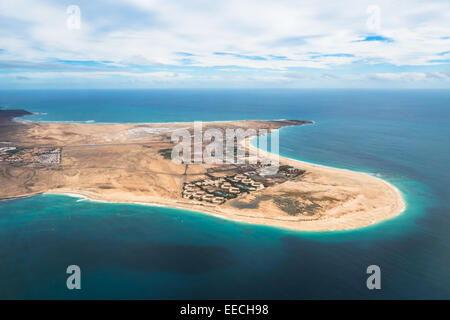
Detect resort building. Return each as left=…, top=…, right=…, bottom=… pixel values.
left=202, top=179, right=215, bottom=186
left=251, top=182, right=264, bottom=190
left=241, top=178, right=253, bottom=185
left=228, top=187, right=240, bottom=194
left=221, top=182, right=232, bottom=189
left=212, top=197, right=225, bottom=204
left=202, top=194, right=215, bottom=201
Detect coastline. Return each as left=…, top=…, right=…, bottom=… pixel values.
left=245, top=135, right=406, bottom=230
left=14, top=117, right=294, bottom=125
left=249, top=130, right=406, bottom=213
left=42, top=135, right=406, bottom=232
left=1, top=115, right=406, bottom=232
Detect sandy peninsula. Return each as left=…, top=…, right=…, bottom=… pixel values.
left=0, top=109, right=405, bottom=231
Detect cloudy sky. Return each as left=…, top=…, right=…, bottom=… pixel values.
left=1, top=0, right=449, bottom=88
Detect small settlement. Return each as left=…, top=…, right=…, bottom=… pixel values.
left=0, top=145, right=61, bottom=166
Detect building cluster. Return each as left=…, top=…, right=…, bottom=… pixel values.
left=0, top=146, right=61, bottom=165
left=182, top=173, right=265, bottom=204
left=182, top=165, right=304, bottom=205
left=278, top=165, right=304, bottom=177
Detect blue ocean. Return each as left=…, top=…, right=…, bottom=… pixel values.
left=0, top=89, right=449, bottom=299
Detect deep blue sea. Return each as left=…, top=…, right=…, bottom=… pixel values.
left=0, top=89, right=449, bottom=299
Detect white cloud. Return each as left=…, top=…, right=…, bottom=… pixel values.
left=3, top=71, right=190, bottom=80
left=362, top=71, right=450, bottom=81
left=0, top=0, right=449, bottom=87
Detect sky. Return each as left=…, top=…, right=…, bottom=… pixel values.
left=0, top=0, right=449, bottom=89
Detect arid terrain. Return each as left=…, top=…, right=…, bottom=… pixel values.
left=0, top=109, right=405, bottom=231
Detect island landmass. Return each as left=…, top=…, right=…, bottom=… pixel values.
left=0, top=109, right=405, bottom=231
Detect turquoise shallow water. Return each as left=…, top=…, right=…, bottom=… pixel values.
left=0, top=89, right=449, bottom=299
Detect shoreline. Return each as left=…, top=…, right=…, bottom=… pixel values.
left=41, top=143, right=406, bottom=232
left=42, top=155, right=406, bottom=233
left=14, top=117, right=295, bottom=126
left=250, top=129, right=405, bottom=198
left=246, top=135, right=406, bottom=229
left=1, top=115, right=406, bottom=232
